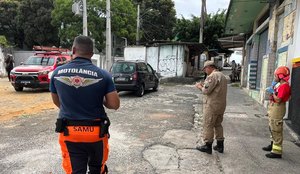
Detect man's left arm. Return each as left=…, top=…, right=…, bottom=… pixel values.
left=51, top=93, right=60, bottom=108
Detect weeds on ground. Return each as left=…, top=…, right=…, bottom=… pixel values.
left=21, top=114, right=30, bottom=118
left=231, top=83, right=240, bottom=87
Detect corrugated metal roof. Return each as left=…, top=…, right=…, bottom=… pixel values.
left=218, top=35, right=245, bottom=49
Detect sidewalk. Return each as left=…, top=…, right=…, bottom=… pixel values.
left=145, top=84, right=300, bottom=174
left=213, top=85, right=300, bottom=173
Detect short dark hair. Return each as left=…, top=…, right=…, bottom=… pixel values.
left=73, top=35, right=93, bottom=55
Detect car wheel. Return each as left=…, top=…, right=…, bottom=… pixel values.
left=153, top=81, right=159, bottom=91
left=14, top=86, right=23, bottom=92
left=135, top=84, right=144, bottom=97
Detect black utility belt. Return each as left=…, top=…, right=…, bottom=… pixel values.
left=66, top=120, right=102, bottom=126
left=55, top=118, right=110, bottom=138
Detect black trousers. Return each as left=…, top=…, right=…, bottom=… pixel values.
left=6, top=67, right=12, bottom=81
left=65, top=141, right=106, bottom=174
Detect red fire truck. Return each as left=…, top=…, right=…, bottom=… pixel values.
left=10, top=46, right=72, bottom=91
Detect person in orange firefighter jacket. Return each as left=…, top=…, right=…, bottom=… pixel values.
left=263, top=66, right=291, bottom=158
left=50, top=36, right=120, bottom=173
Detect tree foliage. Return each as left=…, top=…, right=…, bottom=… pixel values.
left=0, top=35, right=9, bottom=47
left=173, top=16, right=200, bottom=43
left=173, top=10, right=226, bottom=50
left=0, top=0, right=23, bottom=48
left=111, top=0, right=137, bottom=45
left=18, top=0, right=59, bottom=49
left=52, top=0, right=136, bottom=52
left=134, top=0, right=176, bottom=43
left=52, top=0, right=83, bottom=49
left=204, top=10, right=226, bottom=49
left=0, top=0, right=227, bottom=52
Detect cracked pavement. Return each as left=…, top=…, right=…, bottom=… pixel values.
left=1, top=79, right=300, bottom=174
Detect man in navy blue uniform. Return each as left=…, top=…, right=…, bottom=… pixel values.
left=50, top=35, right=120, bottom=174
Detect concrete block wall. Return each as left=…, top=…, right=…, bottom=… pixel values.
left=12, top=51, right=34, bottom=66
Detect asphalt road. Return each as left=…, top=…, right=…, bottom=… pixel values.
left=0, top=83, right=200, bottom=174
left=3, top=75, right=300, bottom=174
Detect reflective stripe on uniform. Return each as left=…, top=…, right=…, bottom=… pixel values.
left=272, top=144, right=282, bottom=154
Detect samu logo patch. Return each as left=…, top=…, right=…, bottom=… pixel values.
left=55, top=75, right=102, bottom=88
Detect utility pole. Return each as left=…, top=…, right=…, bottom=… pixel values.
left=136, top=4, right=140, bottom=45
left=82, top=0, right=88, bottom=36
left=106, top=0, right=112, bottom=70
left=199, top=0, right=206, bottom=43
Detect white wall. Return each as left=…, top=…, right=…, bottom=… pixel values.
left=290, top=0, right=300, bottom=60
left=158, top=45, right=185, bottom=77
left=177, top=46, right=185, bottom=76
left=124, top=47, right=146, bottom=61
left=91, top=54, right=102, bottom=68
left=159, top=45, right=177, bottom=77
left=124, top=45, right=186, bottom=78
left=0, top=47, right=6, bottom=77
left=285, top=0, right=300, bottom=119
left=146, top=47, right=159, bottom=71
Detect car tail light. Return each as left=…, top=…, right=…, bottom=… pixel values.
left=132, top=72, right=138, bottom=80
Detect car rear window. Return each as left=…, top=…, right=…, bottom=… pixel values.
left=25, top=56, right=55, bottom=66
left=112, top=62, right=136, bottom=73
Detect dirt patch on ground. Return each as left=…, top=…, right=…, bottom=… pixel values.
left=0, top=78, right=57, bottom=122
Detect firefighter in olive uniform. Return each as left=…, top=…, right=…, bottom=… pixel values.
left=50, top=36, right=120, bottom=173
left=263, top=66, right=291, bottom=158
left=195, top=60, right=227, bottom=154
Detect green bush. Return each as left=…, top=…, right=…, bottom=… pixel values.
left=0, top=36, right=9, bottom=47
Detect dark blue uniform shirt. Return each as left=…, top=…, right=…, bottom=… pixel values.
left=50, top=57, right=116, bottom=120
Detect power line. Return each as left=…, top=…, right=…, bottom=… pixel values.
left=142, top=20, right=170, bottom=33
left=140, top=26, right=153, bottom=41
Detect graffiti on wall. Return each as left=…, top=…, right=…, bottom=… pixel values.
left=125, top=45, right=186, bottom=78
left=159, top=55, right=176, bottom=74
left=159, top=55, right=183, bottom=77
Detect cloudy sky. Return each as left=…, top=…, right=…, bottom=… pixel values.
left=173, top=0, right=230, bottom=18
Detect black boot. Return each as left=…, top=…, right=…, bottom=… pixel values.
left=265, top=152, right=282, bottom=158
left=196, top=142, right=212, bottom=154
left=262, top=141, right=273, bottom=151
left=213, top=140, right=224, bottom=153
